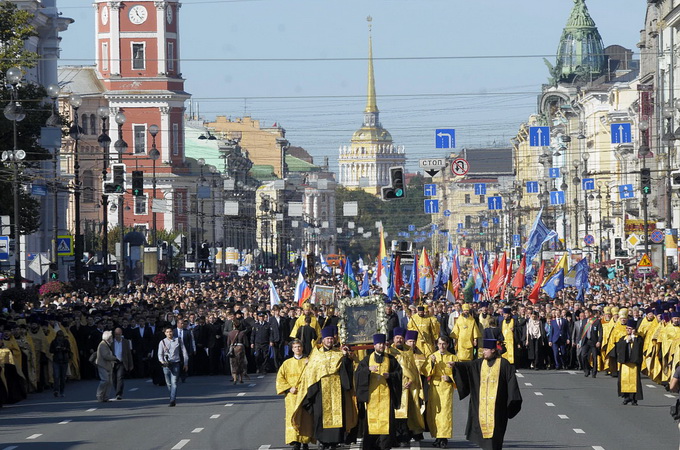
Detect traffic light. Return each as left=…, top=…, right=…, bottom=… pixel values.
left=110, top=163, right=126, bottom=194
left=132, top=170, right=144, bottom=196
left=640, top=167, right=651, bottom=195
left=49, top=262, right=58, bottom=280
left=381, top=166, right=406, bottom=200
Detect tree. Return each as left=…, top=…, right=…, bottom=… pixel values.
left=0, top=2, right=53, bottom=234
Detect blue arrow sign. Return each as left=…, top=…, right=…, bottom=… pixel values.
left=457, top=223, right=463, bottom=229
left=424, top=183, right=437, bottom=197
left=549, top=190, right=565, bottom=205
left=529, top=126, right=550, bottom=147
left=618, top=184, right=635, bottom=199
left=481, top=221, right=489, bottom=228
left=408, top=224, right=415, bottom=231
left=424, top=199, right=440, bottom=214
left=526, top=181, right=539, bottom=193
left=548, top=167, right=561, bottom=178
left=443, top=210, right=451, bottom=217
left=611, top=122, right=632, bottom=144
left=492, top=217, right=500, bottom=224
left=512, top=234, right=521, bottom=246
left=0, top=236, right=8, bottom=261
left=487, top=196, right=503, bottom=210
left=474, top=183, right=487, bottom=195
left=435, top=129, right=456, bottom=148
left=582, top=178, right=595, bottom=191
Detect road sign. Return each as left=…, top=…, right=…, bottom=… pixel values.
left=618, top=184, right=635, bottom=199
left=512, top=234, right=521, bottom=246
left=424, top=199, right=440, bottom=214
left=408, top=225, right=415, bottom=231
left=582, top=178, right=595, bottom=191
left=57, top=235, right=74, bottom=256
left=526, top=181, right=539, bottom=193
left=583, top=234, right=595, bottom=245
left=481, top=221, right=489, bottom=228
left=443, top=210, right=451, bottom=217
left=419, top=158, right=446, bottom=168
left=548, top=167, right=561, bottom=178
left=650, top=230, right=664, bottom=244
left=474, top=183, right=487, bottom=195
left=0, top=236, right=8, bottom=260
left=424, top=184, right=437, bottom=197
left=457, top=223, right=463, bottom=230
left=638, top=253, right=652, bottom=267
left=626, top=234, right=640, bottom=247
left=492, top=217, right=499, bottom=224
left=611, top=122, right=632, bottom=144
left=435, top=129, right=456, bottom=149
left=529, top=126, right=550, bottom=147
left=638, top=266, right=652, bottom=274
left=450, top=158, right=469, bottom=176
left=487, top=196, right=503, bottom=210
left=549, top=190, right=565, bottom=205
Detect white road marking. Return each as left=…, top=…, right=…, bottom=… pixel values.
left=26, top=434, right=42, bottom=440
left=129, top=388, right=139, bottom=392
left=558, top=414, right=569, bottom=419
left=58, top=420, right=71, bottom=424
left=145, top=379, right=152, bottom=383
left=249, top=383, right=257, bottom=387
left=574, top=428, right=585, bottom=434
left=225, top=403, right=234, bottom=407
left=524, top=383, right=532, bottom=386
left=3, top=446, right=18, bottom=450
left=192, top=428, right=204, bottom=433
left=210, top=414, right=220, bottom=419
left=258, top=446, right=271, bottom=450
left=666, top=394, right=676, bottom=399
left=257, top=375, right=265, bottom=379
left=534, top=392, right=543, bottom=396
left=515, top=373, right=524, bottom=378
left=545, top=402, right=555, bottom=407
left=566, top=370, right=579, bottom=375
left=237, top=392, right=245, bottom=397
left=172, top=440, right=190, bottom=449
left=645, top=384, right=656, bottom=388
left=592, top=447, right=605, bottom=450
left=86, top=408, right=97, bottom=412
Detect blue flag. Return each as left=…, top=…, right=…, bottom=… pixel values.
left=574, top=258, right=590, bottom=301
left=387, top=256, right=396, bottom=300
left=524, top=208, right=558, bottom=262
left=432, top=267, right=445, bottom=300
left=343, top=257, right=359, bottom=298
left=543, top=268, right=565, bottom=298
left=359, top=265, right=370, bottom=297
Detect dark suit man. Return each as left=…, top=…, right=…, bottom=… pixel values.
left=111, top=327, right=134, bottom=400
left=251, top=311, right=272, bottom=373
left=268, top=306, right=285, bottom=369
left=192, top=317, right=212, bottom=375
left=174, top=320, right=195, bottom=382
left=548, top=316, right=569, bottom=369
left=578, top=309, right=602, bottom=378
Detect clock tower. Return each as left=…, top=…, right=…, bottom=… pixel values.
left=93, top=0, right=190, bottom=231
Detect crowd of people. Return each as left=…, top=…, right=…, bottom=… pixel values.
left=0, top=263, right=679, bottom=448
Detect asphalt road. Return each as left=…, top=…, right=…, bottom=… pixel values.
left=0, top=367, right=678, bottom=450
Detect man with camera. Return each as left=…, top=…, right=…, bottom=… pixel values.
left=158, top=326, right=189, bottom=407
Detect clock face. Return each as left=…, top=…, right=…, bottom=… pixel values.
left=129, top=5, right=148, bottom=25
left=166, top=6, right=173, bottom=24
left=101, top=5, right=109, bottom=25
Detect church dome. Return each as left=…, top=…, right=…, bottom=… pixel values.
left=351, top=126, right=392, bottom=143
left=555, top=0, right=605, bottom=83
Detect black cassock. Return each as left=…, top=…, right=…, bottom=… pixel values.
left=614, top=336, right=644, bottom=400
left=354, top=352, right=402, bottom=450
left=453, top=358, right=522, bottom=450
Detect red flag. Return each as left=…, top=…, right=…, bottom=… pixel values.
left=528, top=261, right=546, bottom=304
left=488, top=252, right=507, bottom=299
left=501, top=259, right=514, bottom=300
left=512, top=255, right=527, bottom=297
left=394, top=255, right=403, bottom=297
left=492, top=255, right=499, bottom=276
left=449, top=255, right=461, bottom=301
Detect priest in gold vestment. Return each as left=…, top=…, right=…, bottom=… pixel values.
left=450, top=304, right=481, bottom=361
left=277, top=339, right=312, bottom=450
left=453, top=339, right=522, bottom=450
left=425, top=337, right=458, bottom=448
left=355, top=333, right=402, bottom=450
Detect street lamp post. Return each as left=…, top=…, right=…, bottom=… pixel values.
left=45, top=84, right=61, bottom=279
left=113, top=111, right=127, bottom=289
left=68, top=94, right=84, bottom=281
left=582, top=152, right=590, bottom=240
left=639, top=119, right=651, bottom=257
left=97, top=107, right=111, bottom=270
left=148, top=124, right=160, bottom=247
left=2, top=67, right=26, bottom=288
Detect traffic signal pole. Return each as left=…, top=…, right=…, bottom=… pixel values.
left=641, top=165, right=650, bottom=256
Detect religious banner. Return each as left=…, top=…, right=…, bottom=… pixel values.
left=312, top=285, right=335, bottom=306
left=337, top=295, right=387, bottom=345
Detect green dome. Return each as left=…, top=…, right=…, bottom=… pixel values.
left=555, top=0, right=605, bottom=83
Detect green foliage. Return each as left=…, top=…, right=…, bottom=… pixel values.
left=0, top=2, right=38, bottom=76
left=335, top=174, right=431, bottom=260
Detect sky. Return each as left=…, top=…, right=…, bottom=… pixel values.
left=56, top=0, right=648, bottom=174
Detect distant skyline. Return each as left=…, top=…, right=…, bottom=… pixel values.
left=56, top=0, right=648, bottom=173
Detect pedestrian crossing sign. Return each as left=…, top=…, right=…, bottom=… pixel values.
left=56, top=235, right=74, bottom=256
left=638, top=253, right=652, bottom=267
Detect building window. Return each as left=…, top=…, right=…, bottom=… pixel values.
left=465, top=215, right=472, bottom=228
left=90, top=114, right=97, bottom=135
left=167, top=42, right=175, bottom=71
left=133, top=125, right=146, bottom=154
left=134, top=195, right=147, bottom=215
left=83, top=170, right=95, bottom=203
left=464, top=194, right=470, bottom=204
left=480, top=195, right=485, bottom=203
left=132, top=43, right=145, bottom=70
left=81, top=114, right=89, bottom=135
left=172, top=123, right=179, bottom=155
left=101, top=42, right=109, bottom=71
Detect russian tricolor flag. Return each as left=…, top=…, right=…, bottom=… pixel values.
left=294, top=258, right=312, bottom=306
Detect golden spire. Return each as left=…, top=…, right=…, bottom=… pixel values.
left=365, top=16, right=378, bottom=114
